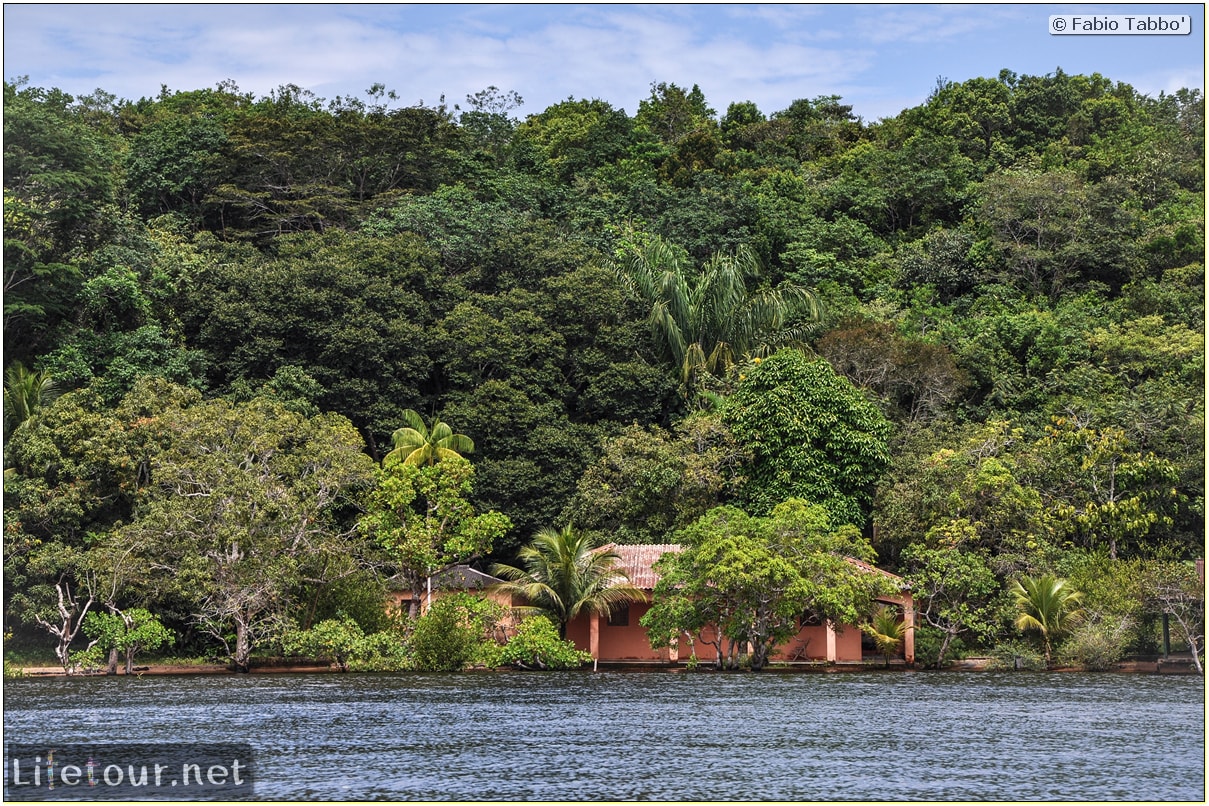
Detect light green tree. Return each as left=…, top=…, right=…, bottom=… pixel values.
left=81, top=607, right=173, bottom=675
left=385, top=408, right=475, bottom=467
left=642, top=500, right=894, bottom=671
left=902, top=539, right=1002, bottom=667
left=119, top=398, right=376, bottom=672
left=1012, top=573, right=1085, bottom=667
left=361, top=457, right=510, bottom=618
left=490, top=525, right=645, bottom=637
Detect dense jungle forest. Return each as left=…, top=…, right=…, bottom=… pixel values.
left=4, top=68, right=1204, bottom=672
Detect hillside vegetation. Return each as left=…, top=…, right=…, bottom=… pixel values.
left=4, top=70, right=1203, bottom=669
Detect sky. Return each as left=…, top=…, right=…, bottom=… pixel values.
left=3, top=3, right=1205, bottom=122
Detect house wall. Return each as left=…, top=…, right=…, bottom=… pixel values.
left=567, top=601, right=667, bottom=662
left=566, top=594, right=913, bottom=665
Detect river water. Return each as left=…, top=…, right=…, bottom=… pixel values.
left=3, top=670, right=1204, bottom=801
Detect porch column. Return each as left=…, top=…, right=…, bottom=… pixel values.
left=589, top=611, right=600, bottom=665
left=902, top=599, right=915, bottom=665
left=825, top=620, right=838, bottom=662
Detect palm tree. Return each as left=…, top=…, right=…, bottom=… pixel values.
left=619, top=237, right=819, bottom=395
left=862, top=605, right=907, bottom=666
left=4, top=362, right=59, bottom=439
left=1012, top=574, right=1085, bottom=668
left=384, top=409, right=474, bottom=467
left=490, top=525, right=646, bottom=637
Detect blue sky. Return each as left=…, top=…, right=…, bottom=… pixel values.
left=4, top=3, right=1204, bottom=121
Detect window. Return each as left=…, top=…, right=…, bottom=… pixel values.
left=607, top=603, right=630, bottom=627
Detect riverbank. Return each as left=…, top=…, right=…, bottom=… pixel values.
left=12, top=654, right=1201, bottom=677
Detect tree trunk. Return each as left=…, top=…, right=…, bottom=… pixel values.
left=107, top=647, right=119, bottom=675
left=232, top=619, right=252, bottom=673
left=935, top=629, right=956, bottom=668
left=750, top=644, right=770, bottom=671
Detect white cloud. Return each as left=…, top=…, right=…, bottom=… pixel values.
left=3, top=3, right=1201, bottom=123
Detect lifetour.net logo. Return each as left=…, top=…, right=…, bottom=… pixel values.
left=4, top=743, right=255, bottom=801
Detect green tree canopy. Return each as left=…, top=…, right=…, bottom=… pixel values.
left=360, top=457, right=511, bottom=617
left=724, top=349, right=891, bottom=526
left=117, top=395, right=376, bottom=671
left=642, top=500, right=894, bottom=670
left=619, top=237, right=819, bottom=399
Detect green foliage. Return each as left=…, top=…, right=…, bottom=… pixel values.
left=490, top=525, right=645, bottom=634
left=408, top=593, right=506, bottom=672
left=902, top=544, right=1002, bottom=666
left=82, top=607, right=173, bottom=674
left=911, top=625, right=968, bottom=668
left=642, top=499, right=895, bottom=670
left=562, top=415, right=748, bottom=543
left=283, top=615, right=408, bottom=672
left=115, top=394, right=377, bottom=671
left=496, top=615, right=591, bottom=670
left=386, top=409, right=475, bottom=467
left=619, top=237, right=819, bottom=400
left=3, top=70, right=1203, bottom=670
left=986, top=640, right=1046, bottom=672
left=862, top=605, right=907, bottom=665
left=724, top=349, right=891, bottom=526
left=1054, top=619, right=1134, bottom=670
left=1012, top=574, right=1085, bottom=667
left=3, top=362, right=59, bottom=439
left=360, top=458, right=511, bottom=614
left=1140, top=560, right=1205, bottom=673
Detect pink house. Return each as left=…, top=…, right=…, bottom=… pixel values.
left=565, top=545, right=915, bottom=667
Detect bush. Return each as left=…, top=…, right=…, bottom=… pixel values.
left=283, top=616, right=409, bottom=672
left=408, top=594, right=506, bottom=672
left=1054, top=617, right=1134, bottom=671
left=349, top=631, right=410, bottom=672
left=496, top=616, right=591, bottom=670
left=912, top=625, right=968, bottom=669
left=986, top=640, right=1046, bottom=671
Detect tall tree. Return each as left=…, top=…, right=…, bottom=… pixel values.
left=361, top=457, right=510, bottom=618
left=619, top=237, right=819, bottom=398
left=489, top=525, right=645, bottom=637
left=119, top=397, right=376, bottom=671
left=902, top=542, right=1002, bottom=667
left=724, top=349, right=891, bottom=526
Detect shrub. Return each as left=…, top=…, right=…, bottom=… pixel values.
left=408, top=594, right=506, bottom=672
left=497, top=616, right=591, bottom=670
left=1054, top=617, right=1134, bottom=671
left=987, top=640, right=1045, bottom=671
left=913, top=625, right=968, bottom=668
left=283, top=616, right=409, bottom=672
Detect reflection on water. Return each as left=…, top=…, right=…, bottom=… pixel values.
left=4, top=670, right=1204, bottom=800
